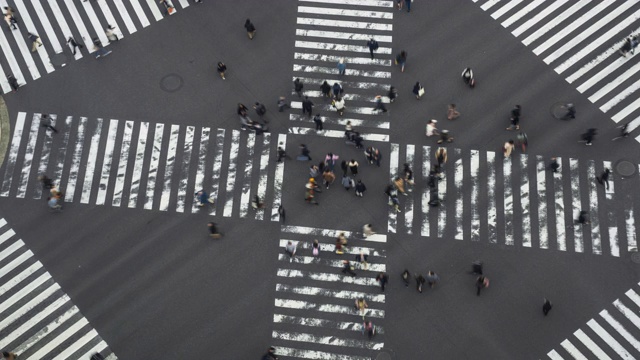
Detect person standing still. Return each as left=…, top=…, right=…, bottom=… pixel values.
left=278, top=205, right=286, bottom=223
left=366, top=38, right=379, bottom=59
left=244, top=19, right=256, bottom=39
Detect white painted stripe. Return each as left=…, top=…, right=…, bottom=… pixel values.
left=388, top=143, right=399, bottom=233
left=0, top=228, right=15, bottom=246
left=575, top=328, right=611, bottom=360
left=282, top=225, right=387, bottom=242
left=223, top=130, right=240, bottom=217
left=175, top=126, right=194, bottom=213
left=274, top=298, right=384, bottom=318
left=437, top=151, right=446, bottom=239
left=589, top=61, right=640, bottom=103
left=570, top=159, right=583, bottom=253
left=65, top=117, right=88, bottom=202
left=0, top=16, right=25, bottom=84
left=159, top=124, right=180, bottom=211
left=501, top=0, right=545, bottom=30
left=453, top=148, right=463, bottom=240
left=503, top=156, right=514, bottom=245
left=81, top=0, right=111, bottom=46
left=274, top=346, right=370, bottom=360
left=294, top=90, right=390, bottom=105
left=0, top=218, right=6, bottom=228
left=47, top=0, right=84, bottom=59
left=295, top=30, right=392, bottom=43
left=255, top=133, right=271, bottom=220
left=271, top=133, right=286, bottom=221
left=29, top=0, right=63, bottom=54
left=0, top=250, right=33, bottom=279
left=547, top=349, right=564, bottom=360
left=129, top=0, right=152, bottom=28
left=487, top=152, right=497, bottom=243
left=80, top=341, right=111, bottom=360
left=113, top=0, right=138, bottom=33
left=543, top=2, right=636, bottom=65
left=176, top=0, right=189, bottom=9
left=553, top=158, right=565, bottom=251
left=491, top=0, right=522, bottom=20
left=112, top=121, right=133, bottom=207
left=600, top=78, right=640, bottom=113
left=470, top=150, right=480, bottom=241
left=522, top=1, right=590, bottom=46
left=295, top=40, right=392, bottom=55
left=279, top=239, right=385, bottom=257
left=34, top=115, right=56, bottom=199
left=1, top=113, right=26, bottom=196
left=53, top=117, right=72, bottom=189
left=0, top=241, right=24, bottom=263
left=612, top=98, right=640, bottom=124
left=0, top=60, right=9, bottom=93
left=274, top=314, right=383, bottom=333
left=277, top=268, right=381, bottom=287
left=145, top=0, right=164, bottom=21
left=603, top=160, right=618, bottom=257
left=191, top=127, right=210, bottom=213
left=481, top=0, right=500, bottom=11
left=209, top=128, right=225, bottom=216
left=63, top=0, right=97, bottom=52
left=128, top=122, right=149, bottom=208
left=626, top=193, right=636, bottom=252
left=80, top=118, right=103, bottom=204
left=276, top=283, right=385, bottom=303
left=277, top=254, right=386, bottom=273
left=96, top=119, right=119, bottom=205
left=560, top=340, right=587, bottom=360
left=239, top=132, right=256, bottom=218
left=294, top=52, right=391, bottom=66
left=97, top=0, right=125, bottom=39
left=13, top=304, right=78, bottom=354
left=292, top=76, right=390, bottom=90
left=600, top=309, right=640, bottom=352
left=299, top=0, right=394, bottom=7
left=299, top=6, right=393, bottom=19
left=537, top=156, right=548, bottom=249
left=0, top=261, right=40, bottom=293
left=587, top=318, right=633, bottom=358
left=293, top=64, right=391, bottom=78
left=52, top=328, right=99, bottom=360
left=1, top=0, right=49, bottom=77
left=627, top=289, right=640, bottom=309
left=512, top=0, right=566, bottom=37
left=404, top=145, right=415, bottom=234
left=272, top=330, right=383, bottom=350
left=614, top=300, right=640, bottom=331
left=422, top=146, right=431, bottom=237
left=16, top=114, right=41, bottom=198
left=144, top=123, right=164, bottom=210
left=28, top=317, right=89, bottom=360
left=520, top=155, right=531, bottom=247
left=0, top=281, right=60, bottom=330
left=297, top=17, right=392, bottom=31
left=289, top=113, right=390, bottom=129
left=288, top=127, right=389, bottom=142
left=587, top=161, right=601, bottom=254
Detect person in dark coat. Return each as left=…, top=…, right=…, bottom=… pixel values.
left=401, top=269, right=410, bottom=287
left=320, top=81, right=331, bottom=97
left=366, top=38, right=378, bottom=59
left=7, top=75, right=19, bottom=92
left=476, top=275, right=489, bottom=296
left=413, top=82, right=423, bottom=99
left=244, top=19, right=256, bottom=39
left=253, top=102, right=267, bottom=122
left=332, top=82, right=343, bottom=98
left=388, top=86, right=398, bottom=103
left=543, top=298, right=553, bottom=316
left=342, top=260, right=356, bottom=276
left=376, top=272, right=389, bottom=292
left=217, top=62, right=227, bottom=79
left=294, top=78, right=304, bottom=97
left=596, top=168, right=611, bottom=190
left=355, top=180, right=366, bottom=197
left=313, top=114, right=323, bottom=131
left=301, top=96, right=314, bottom=118
left=416, top=273, right=425, bottom=293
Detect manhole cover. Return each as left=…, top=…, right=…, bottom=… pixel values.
left=160, top=73, right=183, bottom=92
left=615, top=160, right=637, bottom=177
left=549, top=102, right=574, bottom=120
left=631, top=251, right=640, bottom=264
left=376, top=353, right=391, bottom=360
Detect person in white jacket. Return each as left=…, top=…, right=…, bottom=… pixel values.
left=426, top=119, right=439, bottom=137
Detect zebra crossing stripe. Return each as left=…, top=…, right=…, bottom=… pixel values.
left=14, top=303, right=78, bottom=355
left=272, top=330, right=384, bottom=350
left=177, top=0, right=190, bottom=9
left=627, top=289, right=640, bottom=309
left=223, top=130, right=240, bottom=217
left=293, top=64, right=391, bottom=78
left=612, top=97, right=640, bottom=124
left=176, top=126, right=195, bottom=213
left=503, top=156, right=514, bottom=245
left=295, top=40, right=392, bottom=55
left=299, top=0, right=394, bottom=7
left=159, top=124, right=180, bottom=211
left=1, top=112, right=26, bottom=197
left=112, top=121, right=134, bottom=207
left=81, top=0, right=111, bottom=46
left=470, top=150, right=479, bottom=241
left=536, top=156, right=548, bottom=249
left=575, top=328, right=611, bottom=360
left=547, top=349, right=564, bottom=360
left=52, top=328, right=99, bottom=360
left=282, top=225, right=352, bottom=240
left=501, top=0, right=546, bottom=29
left=239, top=133, right=256, bottom=218
left=279, top=239, right=385, bottom=257
left=560, top=340, right=587, bottom=360
left=600, top=77, right=640, bottom=113
left=255, top=133, right=271, bottom=221
left=388, top=143, right=399, bottom=233
left=277, top=254, right=386, bottom=272
left=28, top=317, right=89, bottom=360
left=436, top=158, right=446, bottom=237
left=454, top=149, right=463, bottom=240
left=625, top=192, right=636, bottom=252
left=274, top=298, right=384, bottom=318
left=144, top=123, right=164, bottom=210
left=0, top=281, right=60, bottom=330
left=191, top=127, right=210, bottom=213
left=480, top=0, right=500, bottom=11
left=65, top=117, right=88, bottom=203
left=52, top=117, right=72, bottom=193
left=297, top=17, right=392, bottom=31
left=80, top=118, right=103, bottom=204
left=113, top=0, right=138, bottom=33
left=16, top=114, right=41, bottom=198
left=277, top=269, right=381, bottom=287
left=63, top=0, right=97, bottom=52
left=587, top=161, right=601, bottom=254
left=27, top=0, right=62, bottom=54
left=295, top=30, right=392, bottom=44
left=522, top=1, right=590, bottom=46
left=294, top=52, right=392, bottom=66
left=588, top=318, right=632, bottom=358
left=128, top=0, right=151, bottom=28
left=96, top=119, right=119, bottom=205
left=34, top=114, right=54, bottom=199
left=288, top=127, right=389, bottom=142
left=520, top=155, right=531, bottom=247
left=47, top=0, right=83, bottom=59
left=404, top=145, right=415, bottom=234
left=273, top=346, right=370, bottom=360
left=491, top=0, right=522, bottom=20
left=209, top=128, right=225, bottom=216
left=0, top=62, right=10, bottom=93
left=589, top=61, right=640, bottom=103
left=0, top=17, right=25, bottom=84
left=276, top=283, right=385, bottom=303
left=273, top=314, right=384, bottom=333
left=421, top=146, right=431, bottom=237
left=292, top=76, right=390, bottom=90
left=512, top=0, right=566, bottom=37
left=299, top=6, right=393, bottom=19
left=97, top=0, right=126, bottom=38
left=614, top=300, right=640, bottom=331
left=128, top=122, right=149, bottom=208
left=145, top=0, right=164, bottom=21
left=553, top=158, right=566, bottom=251
left=600, top=309, right=640, bottom=352
left=0, top=250, right=32, bottom=278
left=570, top=159, right=583, bottom=253
left=292, top=91, right=390, bottom=104
left=289, top=113, right=390, bottom=130
left=487, top=152, right=497, bottom=243
left=603, top=161, right=619, bottom=257
left=271, top=133, right=286, bottom=221
left=0, top=241, right=24, bottom=263
left=0, top=262, right=39, bottom=293
left=1, top=0, right=49, bottom=77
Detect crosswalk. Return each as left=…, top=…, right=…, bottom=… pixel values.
left=387, top=143, right=638, bottom=258
left=474, top=0, right=640, bottom=143
left=271, top=225, right=387, bottom=359
left=547, top=281, right=640, bottom=360
left=289, top=0, right=394, bottom=141
left=0, top=0, right=193, bottom=93
left=0, top=218, right=117, bottom=359
left=0, top=112, right=285, bottom=221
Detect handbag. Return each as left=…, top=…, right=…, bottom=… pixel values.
left=418, top=87, right=425, bottom=96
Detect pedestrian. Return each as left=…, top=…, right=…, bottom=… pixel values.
left=251, top=194, right=265, bottom=209
left=462, top=67, right=475, bottom=87
left=401, top=269, right=410, bottom=287
left=412, top=82, right=424, bottom=100
left=355, top=251, right=369, bottom=269
left=3, top=352, right=18, bottom=360
left=93, top=41, right=112, bottom=59
left=388, top=86, right=398, bottom=103
left=374, top=95, right=387, bottom=113
left=262, top=346, right=278, bottom=360
left=321, top=169, right=335, bottom=189
left=395, top=50, right=407, bottom=72
left=276, top=145, right=287, bottom=162
left=277, top=96, right=290, bottom=112
left=312, top=239, right=320, bottom=257
left=194, top=189, right=214, bottom=206
left=332, top=96, right=345, bottom=116
left=365, top=147, right=374, bottom=165
left=335, top=237, right=344, bottom=254
left=472, top=260, right=483, bottom=275
left=363, top=320, right=375, bottom=340
left=426, top=119, right=439, bottom=137
left=476, top=275, right=489, bottom=296
left=309, top=164, right=320, bottom=180
left=305, top=185, right=318, bottom=205
left=7, top=75, right=19, bottom=92
left=40, top=114, right=58, bottom=133
left=373, top=148, right=382, bottom=167
left=549, top=157, right=560, bottom=173
left=396, top=0, right=404, bottom=10
left=90, top=353, right=105, bottom=360
left=435, top=147, right=447, bottom=168
left=67, top=37, right=84, bottom=55
left=332, top=82, right=343, bottom=98
left=342, top=175, right=355, bottom=191
left=340, top=160, right=348, bottom=176
left=596, top=168, right=611, bottom=190
left=337, top=232, right=348, bottom=248
left=406, top=0, right=412, bottom=12
left=285, top=241, right=297, bottom=260
left=28, top=33, right=43, bottom=52
left=426, top=271, right=439, bottom=288
left=207, top=222, right=221, bottom=238
left=543, top=298, right=553, bottom=316
left=217, top=62, right=227, bottom=79
left=447, top=104, right=460, bottom=120
left=278, top=205, right=286, bottom=223
left=313, top=114, right=323, bottom=131
left=294, top=78, right=304, bottom=97
left=404, top=163, right=414, bottom=188
left=337, top=58, right=346, bottom=75
left=394, top=177, right=407, bottom=196
left=576, top=210, right=589, bottom=225
left=348, top=159, right=359, bottom=177
left=581, top=128, right=597, bottom=146
left=416, top=273, right=426, bottom=293
left=355, top=297, right=368, bottom=318
left=4, top=12, right=17, bottom=30
left=390, top=192, right=401, bottom=212
left=620, top=36, right=633, bottom=57
left=38, top=175, right=55, bottom=190
left=376, top=272, right=389, bottom=292
left=244, top=19, right=256, bottom=39
left=298, top=144, right=311, bottom=161
left=507, top=105, right=521, bottom=130
left=503, top=140, right=515, bottom=158
left=565, top=103, right=576, bottom=119
left=355, top=180, right=367, bottom=197
left=302, top=96, right=314, bottom=118
left=342, top=259, right=357, bottom=276
left=366, top=38, right=379, bottom=59
left=325, top=152, right=339, bottom=171
left=320, top=80, right=331, bottom=97
left=159, top=0, right=175, bottom=15
left=105, top=25, right=119, bottom=41
left=253, top=102, right=267, bottom=122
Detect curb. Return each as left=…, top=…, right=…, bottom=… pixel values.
left=0, top=97, right=9, bottom=168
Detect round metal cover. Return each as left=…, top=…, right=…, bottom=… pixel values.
left=615, top=160, right=636, bottom=178
left=160, top=73, right=183, bottom=93
left=631, top=251, right=640, bottom=264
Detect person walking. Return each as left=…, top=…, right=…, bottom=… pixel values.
left=217, top=62, right=227, bottom=80
left=305, top=184, right=318, bottom=205
left=476, top=275, right=489, bottom=296
left=277, top=96, right=290, bottom=112
left=322, top=169, right=335, bottom=189
left=363, top=223, right=375, bottom=237
left=404, top=163, right=414, bottom=188
left=596, top=168, right=611, bottom=190
left=298, top=144, right=312, bottom=161
left=67, top=37, right=84, bottom=55
left=406, top=0, right=412, bottom=12
left=355, top=297, right=368, bottom=318
left=244, top=19, right=256, bottom=39
left=461, top=67, right=475, bottom=87
left=416, top=273, right=426, bottom=293
left=348, top=159, right=359, bottom=177
left=294, top=78, right=304, bottom=98
left=302, top=96, right=314, bottom=118
left=447, top=104, right=460, bottom=120
left=373, top=148, right=382, bottom=167
left=3, top=351, right=18, bottom=360
left=388, top=86, right=398, bottom=103
left=437, top=129, right=454, bottom=144
left=207, top=222, right=221, bottom=238
left=362, top=320, right=375, bottom=340
left=7, top=75, right=19, bottom=92
left=337, top=58, right=346, bottom=75
left=93, top=40, right=112, bottom=59
left=40, top=114, right=58, bottom=133
left=262, top=346, right=279, bottom=360
left=543, top=298, right=553, bottom=316
left=313, top=114, right=323, bottom=131
left=376, top=272, right=389, bottom=292
left=394, top=176, right=407, bottom=196
left=325, top=152, right=339, bottom=171
left=159, top=0, right=175, bottom=15
left=373, top=95, right=387, bottom=113
left=402, top=269, right=410, bottom=287
left=366, top=38, right=379, bottom=59
left=355, top=251, right=369, bottom=269
left=320, top=80, right=331, bottom=97
left=194, top=189, right=214, bottom=207
left=28, top=33, right=43, bottom=52
left=426, top=119, right=439, bottom=137
left=39, top=175, right=55, bottom=190
left=507, top=105, right=521, bottom=130
left=355, top=180, right=367, bottom=197
left=312, top=239, right=320, bottom=257
left=503, top=140, right=515, bottom=158
left=332, top=96, right=345, bottom=116
left=396, top=0, right=404, bottom=10
left=395, top=50, right=407, bottom=72
left=435, top=147, right=447, bottom=169
left=581, top=128, right=597, bottom=146
left=576, top=210, right=590, bottom=225
left=426, top=271, right=439, bottom=288
left=285, top=241, right=297, bottom=261
left=332, top=82, right=344, bottom=98
left=342, top=175, right=355, bottom=191
left=278, top=205, right=286, bottom=223
left=413, top=82, right=424, bottom=99
left=342, top=259, right=357, bottom=276
left=276, top=146, right=287, bottom=162
left=309, top=165, right=320, bottom=181
left=472, top=260, right=483, bottom=275
left=253, top=102, right=267, bottom=122
left=105, top=25, right=119, bottom=41
left=549, top=157, right=560, bottom=173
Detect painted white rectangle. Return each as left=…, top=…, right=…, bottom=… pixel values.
left=113, top=0, right=138, bottom=33
left=626, top=195, right=636, bottom=252
left=560, top=340, right=587, bottom=360
left=626, top=289, right=640, bottom=309
left=0, top=250, right=32, bottom=279
left=29, top=0, right=63, bottom=54
left=96, top=119, right=119, bottom=205
left=481, top=0, right=500, bottom=11
left=298, top=6, right=393, bottom=19
left=80, top=118, right=103, bottom=204
left=487, top=152, right=497, bottom=243
left=281, top=225, right=386, bottom=242
left=209, top=128, right=225, bottom=216
left=65, top=117, right=88, bottom=202
left=81, top=0, right=110, bottom=46
left=274, top=346, right=370, bottom=360
left=223, top=130, right=240, bottom=217
left=297, top=17, right=392, bottom=31
left=112, top=120, right=133, bottom=207
left=295, top=40, right=392, bottom=55
left=276, top=283, right=385, bottom=303
left=33, top=115, right=56, bottom=199
left=128, top=122, right=149, bottom=208
left=144, top=123, right=164, bottom=210
left=0, top=228, right=15, bottom=246
left=520, top=155, right=531, bottom=247
left=239, top=132, right=256, bottom=218
left=274, top=298, right=384, bottom=317
left=612, top=98, right=640, bottom=124
left=587, top=319, right=632, bottom=358
left=53, top=117, right=72, bottom=190
left=454, top=149, right=463, bottom=240
left=574, top=328, right=611, bottom=360
left=0, top=241, right=25, bottom=263
left=191, top=127, right=209, bottom=213
left=159, top=124, right=180, bottom=211
left=600, top=309, right=640, bottom=352
left=553, top=158, right=566, bottom=251
left=536, top=156, right=548, bottom=249
left=501, top=0, right=545, bottom=33
left=587, top=161, right=601, bottom=254
left=293, top=64, right=391, bottom=78
left=52, top=328, right=99, bottom=360
left=175, top=126, right=194, bottom=213
left=512, top=0, right=565, bottom=37
left=27, top=317, right=89, bottom=360
left=295, top=30, right=392, bottom=43
left=422, top=146, right=431, bottom=237
left=0, top=17, right=25, bottom=84
left=271, top=133, right=286, bottom=221
left=522, top=0, right=590, bottom=46
left=145, top=0, right=164, bottom=21
left=2, top=0, right=50, bottom=76
left=0, top=282, right=60, bottom=330
left=0, top=61, right=9, bottom=93
left=503, top=156, right=514, bottom=245
left=63, top=0, right=97, bottom=51
left=547, top=349, right=564, bottom=360
left=129, top=0, right=151, bottom=28
left=291, top=76, right=390, bottom=91
left=97, top=0, right=125, bottom=39
left=0, top=261, right=39, bottom=293
left=47, top=0, right=84, bottom=59
left=294, top=52, right=392, bottom=66
left=491, top=0, right=522, bottom=20
left=273, top=314, right=385, bottom=333
left=600, top=78, right=640, bottom=113
left=614, top=300, right=640, bottom=331
left=15, top=114, right=41, bottom=198
left=272, top=330, right=383, bottom=350
left=279, top=239, right=384, bottom=257
left=299, top=0, right=393, bottom=7
left=1, top=113, right=26, bottom=196
left=278, top=254, right=386, bottom=273
left=255, top=133, right=271, bottom=221
left=404, top=145, right=415, bottom=234
left=176, top=0, right=189, bottom=9
left=388, top=143, right=399, bottom=233
left=589, top=61, right=640, bottom=103
left=288, top=127, right=389, bottom=142
left=570, top=159, right=583, bottom=253
left=13, top=304, right=78, bottom=354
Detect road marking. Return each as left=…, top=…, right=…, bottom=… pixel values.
left=288, top=127, right=389, bottom=142
left=191, top=127, right=209, bottom=213
left=128, top=122, right=149, bottom=208
left=159, top=124, right=179, bottom=211
left=276, top=283, right=385, bottom=303
left=297, top=17, right=392, bottom=31
left=175, top=126, right=194, bottom=213
left=0, top=14, right=25, bottom=85
left=292, top=76, right=390, bottom=90
left=421, top=146, right=431, bottom=237
left=500, top=0, right=544, bottom=28
left=223, top=130, right=240, bottom=217
left=603, top=161, right=618, bottom=257
left=587, top=160, right=601, bottom=254
left=519, top=154, right=531, bottom=247
left=553, top=157, right=565, bottom=251
left=487, top=152, right=497, bottom=243
left=63, top=0, right=97, bottom=51
left=470, top=150, right=479, bottom=241
left=277, top=254, right=386, bottom=273
left=560, top=340, right=587, bottom=360
left=274, top=299, right=384, bottom=317
left=113, top=0, right=138, bottom=33
left=128, top=0, right=151, bottom=28
left=614, top=300, right=640, bottom=331
left=255, top=133, right=271, bottom=221
left=22, top=0, right=61, bottom=54
left=0, top=112, right=26, bottom=197
left=588, top=318, right=632, bottom=358
left=209, top=128, right=225, bottom=216
left=298, top=6, right=393, bottom=19
left=280, top=239, right=385, bottom=257
left=570, top=159, right=583, bottom=253
left=274, top=314, right=384, bottom=333
left=291, top=100, right=383, bottom=115
left=512, top=0, right=566, bottom=37
left=96, top=119, right=119, bottom=205
left=145, top=0, right=164, bottom=21
left=454, top=148, right=463, bottom=240
left=404, top=145, right=415, bottom=234
left=16, top=114, right=41, bottom=198
left=491, top=0, right=522, bottom=20
left=575, top=328, right=611, bottom=360
left=299, top=0, right=394, bottom=7
left=274, top=346, right=370, bottom=360
left=293, top=64, right=391, bottom=78
left=295, top=30, right=392, bottom=43
left=271, top=133, right=286, bottom=221
left=272, top=330, right=384, bottom=350
left=112, top=120, right=134, bottom=207
left=600, top=309, right=640, bottom=352
left=536, top=156, right=548, bottom=249
left=503, top=155, right=513, bottom=245
left=143, top=123, right=164, bottom=210
left=239, top=132, right=256, bottom=218
left=522, top=0, right=590, bottom=46
left=65, top=117, right=88, bottom=202
left=388, top=143, right=399, bottom=233
left=295, top=40, right=392, bottom=54
left=80, top=118, right=103, bottom=204
left=625, top=190, right=636, bottom=252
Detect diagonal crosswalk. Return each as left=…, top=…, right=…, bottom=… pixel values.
left=0, top=112, right=284, bottom=220
left=271, top=225, right=387, bottom=359
left=289, top=0, right=394, bottom=142
left=0, top=0, right=193, bottom=93
left=547, top=281, right=640, bottom=360
left=473, top=0, right=640, bottom=143
left=0, top=218, right=117, bottom=360
left=388, top=143, right=638, bottom=258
